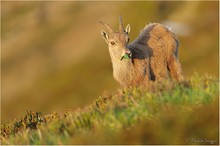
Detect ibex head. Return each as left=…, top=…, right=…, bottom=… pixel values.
left=99, top=16, right=131, bottom=61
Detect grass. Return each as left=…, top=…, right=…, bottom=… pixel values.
left=1, top=73, right=219, bottom=145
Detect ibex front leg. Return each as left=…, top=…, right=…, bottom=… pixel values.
left=132, top=58, right=151, bottom=86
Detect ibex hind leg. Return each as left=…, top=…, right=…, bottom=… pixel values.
left=150, top=58, right=169, bottom=82
left=168, top=55, right=184, bottom=82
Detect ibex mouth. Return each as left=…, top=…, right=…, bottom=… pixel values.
left=120, top=53, right=132, bottom=60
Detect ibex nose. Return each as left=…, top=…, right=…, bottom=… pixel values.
left=125, top=49, right=132, bottom=57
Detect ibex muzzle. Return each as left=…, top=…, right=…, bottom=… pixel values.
left=99, top=17, right=184, bottom=87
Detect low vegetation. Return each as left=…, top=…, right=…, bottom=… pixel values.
left=1, top=73, right=219, bottom=144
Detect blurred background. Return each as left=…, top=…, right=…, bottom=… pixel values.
left=1, top=1, right=219, bottom=123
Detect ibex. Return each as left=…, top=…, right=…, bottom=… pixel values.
left=99, top=17, right=184, bottom=87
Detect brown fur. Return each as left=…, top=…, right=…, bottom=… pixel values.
left=100, top=19, right=184, bottom=87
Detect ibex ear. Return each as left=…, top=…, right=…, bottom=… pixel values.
left=101, top=30, right=109, bottom=43
left=125, top=24, right=131, bottom=34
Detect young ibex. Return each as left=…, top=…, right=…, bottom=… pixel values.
left=99, top=17, right=184, bottom=87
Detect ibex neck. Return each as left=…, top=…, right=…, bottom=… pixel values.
left=111, top=57, right=134, bottom=87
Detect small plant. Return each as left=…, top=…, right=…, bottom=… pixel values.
left=1, top=111, right=45, bottom=139
left=120, top=53, right=131, bottom=60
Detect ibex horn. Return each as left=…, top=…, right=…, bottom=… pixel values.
left=99, top=21, right=114, bottom=33
left=119, top=16, right=124, bottom=33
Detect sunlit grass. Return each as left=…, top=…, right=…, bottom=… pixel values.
left=1, top=73, right=218, bottom=144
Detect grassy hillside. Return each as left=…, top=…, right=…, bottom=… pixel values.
left=1, top=74, right=219, bottom=145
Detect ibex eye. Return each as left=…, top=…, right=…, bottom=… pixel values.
left=127, top=38, right=130, bottom=42
left=110, top=41, right=116, bottom=45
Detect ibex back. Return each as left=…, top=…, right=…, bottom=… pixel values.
left=99, top=17, right=184, bottom=87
